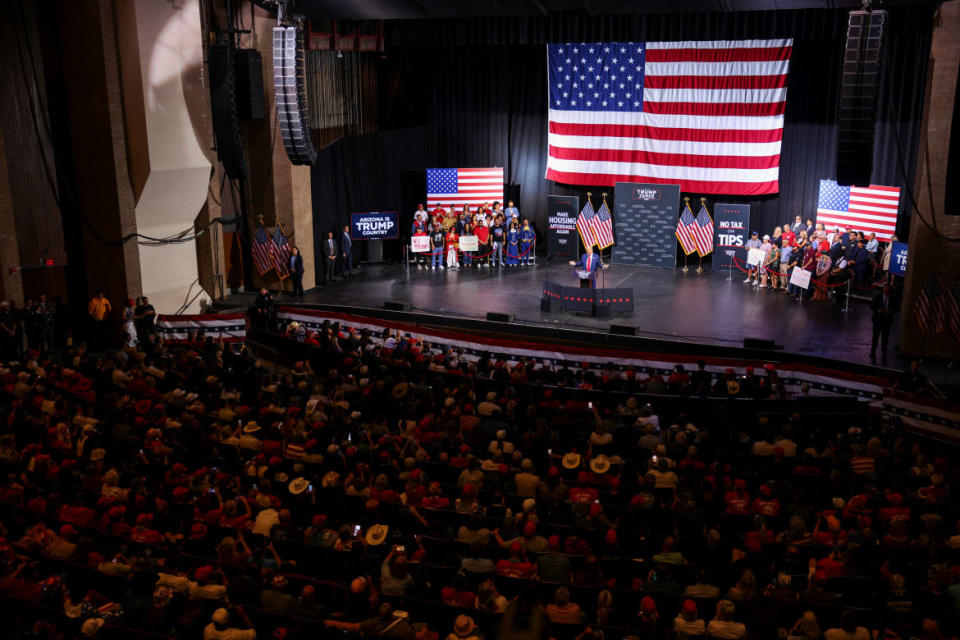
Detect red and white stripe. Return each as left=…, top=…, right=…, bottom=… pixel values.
left=816, top=185, right=901, bottom=241
left=690, top=219, right=713, bottom=256
left=156, top=313, right=246, bottom=342
left=546, top=39, right=791, bottom=196
left=427, top=168, right=504, bottom=211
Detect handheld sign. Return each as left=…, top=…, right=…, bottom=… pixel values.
left=411, top=236, right=430, bottom=253
left=789, top=268, right=812, bottom=290
left=889, top=241, right=907, bottom=276
left=746, top=248, right=765, bottom=267
left=459, top=236, right=479, bottom=252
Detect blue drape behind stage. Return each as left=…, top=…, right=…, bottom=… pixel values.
left=310, top=6, right=934, bottom=282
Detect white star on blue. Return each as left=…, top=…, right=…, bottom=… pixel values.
left=817, top=180, right=851, bottom=212
left=548, top=42, right=645, bottom=112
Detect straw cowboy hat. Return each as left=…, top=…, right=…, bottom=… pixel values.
left=562, top=452, right=581, bottom=470
left=589, top=455, right=611, bottom=474
left=365, top=524, right=389, bottom=546
left=288, top=477, right=310, bottom=495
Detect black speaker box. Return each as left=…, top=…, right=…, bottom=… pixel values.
left=836, top=9, right=887, bottom=186
left=609, top=324, right=638, bottom=336
left=384, top=301, right=411, bottom=311
left=208, top=45, right=248, bottom=179
left=235, top=49, right=265, bottom=120
left=486, top=312, right=515, bottom=323
left=743, top=337, right=777, bottom=350
left=593, top=304, right=611, bottom=319
left=540, top=297, right=552, bottom=312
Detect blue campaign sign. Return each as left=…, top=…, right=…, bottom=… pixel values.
left=889, top=241, right=908, bottom=276
left=351, top=212, right=399, bottom=240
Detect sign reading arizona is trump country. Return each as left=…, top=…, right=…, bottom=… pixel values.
left=351, top=212, right=399, bottom=240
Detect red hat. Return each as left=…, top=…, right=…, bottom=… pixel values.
left=734, top=478, right=747, bottom=491
left=135, top=513, right=153, bottom=526
left=459, top=444, right=470, bottom=454
left=640, top=596, right=656, bottom=614
left=509, top=541, right=523, bottom=554
left=135, top=399, right=152, bottom=414
left=629, top=494, right=644, bottom=507
left=682, top=599, right=698, bottom=616
left=194, top=566, right=213, bottom=582
left=605, top=528, right=617, bottom=545
left=577, top=471, right=590, bottom=484
left=813, top=569, right=829, bottom=585
left=409, top=469, right=423, bottom=481
left=172, top=463, right=187, bottom=473
left=548, top=466, right=560, bottom=477
left=462, top=484, right=476, bottom=497
left=588, top=503, right=603, bottom=518
left=190, top=522, right=207, bottom=539
left=311, top=515, right=327, bottom=527
left=759, top=484, right=772, bottom=498
left=548, top=535, right=561, bottom=550
left=523, top=522, right=537, bottom=536
left=268, top=456, right=283, bottom=467
left=172, top=486, right=189, bottom=498
left=498, top=463, right=509, bottom=475
left=575, top=539, right=591, bottom=554
left=745, top=366, right=754, bottom=374
left=59, top=524, right=77, bottom=538
left=108, top=506, right=126, bottom=519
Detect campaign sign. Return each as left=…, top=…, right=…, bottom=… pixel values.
left=459, top=236, right=479, bottom=252
left=547, top=195, right=580, bottom=259
left=712, top=204, right=751, bottom=272
left=889, top=241, right=908, bottom=276
left=411, top=236, right=430, bottom=253
left=351, top=211, right=399, bottom=240
left=746, top=248, right=765, bottom=267
left=789, top=268, right=812, bottom=290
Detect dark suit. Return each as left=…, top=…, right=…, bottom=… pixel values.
left=870, top=291, right=898, bottom=356
left=573, top=252, right=602, bottom=286
left=340, top=232, right=353, bottom=276
left=289, top=253, right=305, bottom=298
left=322, top=237, right=338, bottom=283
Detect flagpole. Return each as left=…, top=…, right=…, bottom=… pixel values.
left=600, top=192, right=608, bottom=293
left=697, top=197, right=706, bottom=274
left=681, top=197, right=690, bottom=273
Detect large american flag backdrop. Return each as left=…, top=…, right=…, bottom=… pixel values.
left=546, top=40, right=792, bottom=196
left=427, top=168, right=504, bottom=211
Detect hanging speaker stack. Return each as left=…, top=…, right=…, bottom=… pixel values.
left=836, top=8, right=887, bottom=187
left=208, top=45, right=249, bottom=179
left=273, top=26, right=318, bottom=166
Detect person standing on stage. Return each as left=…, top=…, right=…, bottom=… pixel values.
left=506, top=221, right=520, bottom=267
left=491, top=215, right=506, bottom=267
left=413, top=223, right=429, bottom=270
left=505, top=200, right=519, bottom=224
left=568, top=244, right=604, bottom=287
left=778, top=242, right=795, bottom=292
left=743, top=231, right=761, bottom=284
left=412, top=207, right=427, bottom=236
left=475, top=213, right=490, bottom=268
left=322, top=231, right=338, bottom=284
left=289, top=246, right=305, bottom=299
left=519, top=219, right=535, bottom=266
left=461, top=221, right=475, bottom=268
left=880, top=234, right=897, bottom=276
left=870, top=283, right=898, bottom=359
left=791, top=216, right=804, bottom=234
left=445, top=224, right=460, bottom=269
left=87, top=289, right=112, bottom=350
left=429, top=222, right=445, bottom=270
left=431, top=203, right=447, bottom=226
left=442, top=206, right=457, bottom=233
left=341, top=226, right=353, bottom=277
left=759, top=234, right=777, bottom=288
left=780, top=222, right=796, bottom=250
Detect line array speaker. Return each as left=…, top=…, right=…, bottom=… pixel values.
left=836, top=9, right=887, bottom=187
left=235, top=49, right=266, bottom=120
left=486, top=312, right=514, bottom=323
left=384, top=301, right=411, bottom=311
left=208, top=45, right=249, bottom=179
left=274, top=26, right=317, bottom=165
left=609, top=324, right=638, bottom=336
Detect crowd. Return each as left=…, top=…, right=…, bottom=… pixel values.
left=0, top=317, right=956, bottom=640
left=740, top=216, right=898, bottom=301
left=410, top=202, right=536, bottom=270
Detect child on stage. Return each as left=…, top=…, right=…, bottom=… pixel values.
left=506, top=221, right=520, bottom=267
left=446, top=226, right=460, bottom=270
left=519, top=219, right=535, bottom=266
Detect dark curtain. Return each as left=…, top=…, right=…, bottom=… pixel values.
left=312, top=6, right=934, bottom=267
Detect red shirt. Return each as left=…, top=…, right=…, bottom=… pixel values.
left=569, top=487, right=599, bottom=504
left=781, top=230, right=796, bottom=247
left=496, top=558, right=535, bottom=578
left=724, top=491, right=752, bottom=516
left=476, top=226, right=489, bottom=243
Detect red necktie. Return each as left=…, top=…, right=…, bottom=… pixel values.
left=587, top=256, right=591, bottom=271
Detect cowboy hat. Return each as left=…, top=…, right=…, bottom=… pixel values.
left=589, top=455, right=611, bottom=474
left=562, top=452, right=581, bottom=470
left=243, top=421, right=262, bottom=434
left=288, top=477, right=310, bottom=495
left=454, top=615, right=477, bottom=637
left=365, top=524, right=389, bottom=546
left=321, top=470, right=341, bottom=488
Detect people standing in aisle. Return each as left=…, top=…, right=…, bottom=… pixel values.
left=743, top=231, right=761, bottom=284
left=870, top=283, right=898, bottom=360
left=123, top=298, right=136, bottom=347
left=322, top=231, right=338, bottom=284
left=289, top=246, right=305, bottom=299
left=88, top=289, right=112, bottom=350
left=38, top=294, right=54, bottom=352
left=253, top=287, right=274, bottom=330
left=475, top=213, right=490, bottom=268
left=519, top=220, right=535, bottom=265
left=491, top=216, right=506, bottom=267
left=445, top=225, right=460, bottom=270
left=430, top=223, right=445, bottom=270
left=341, top=226, right=353, bottom=278
left=505, top=221, right=520, bottom=267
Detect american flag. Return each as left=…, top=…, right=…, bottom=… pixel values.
left=272, top=225, right=293, bottom=279
left=577, top=199, right=598, bottom=248
left=946, top=280, right=960, bottom=337
left=915, top=270, right=945, bottom=335
left=426, top=168, right=503, bottom=212
left=675, top=203, right=697, bottom=255
left=252, top=224, right=275, bottom=276
left=816, top=180, right=901, bottom=241
left=546, top=40, right=792, bottom=196
left=592, top=199, right=615, bottom=249
left=692, top=203, right=715, bottom=256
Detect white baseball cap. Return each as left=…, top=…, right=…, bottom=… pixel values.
left=762, top=234, right=770, bottom=240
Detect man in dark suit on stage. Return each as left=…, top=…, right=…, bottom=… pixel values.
left=340, top=225, right=353, bottom=277
left=870, top=283, right=898, bottom=360
left=289, top=246, right=305, bottom=299
left=322, top=231, right=338, bottom=284
left=568, top=245, right=605, bottom=287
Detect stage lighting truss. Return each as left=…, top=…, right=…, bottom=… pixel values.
left=273, top=24, right=317, bottom=166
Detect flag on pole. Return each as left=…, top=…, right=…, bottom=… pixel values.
left=946, top=280, right=960, bottom=338
left=915, top=270, right=946, bottom=335
left=272, top=225, right=293, bottom=279
left=577, top=199, right=598, bottom=248
left=692, top=202, right=714, bottom=256
left=592, top=199, right=615, bottom=249
left=675, top=202, right=697, bottom=255
left=252, top=224, right=276, bottom=276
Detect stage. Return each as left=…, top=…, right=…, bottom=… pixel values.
left=229, top=259, right=914, bottom=371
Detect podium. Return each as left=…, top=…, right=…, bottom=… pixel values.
left=576, top=270, right=594, bottom=288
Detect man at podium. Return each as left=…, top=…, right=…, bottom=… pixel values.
left=569, top=245, right=606, bottom=288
